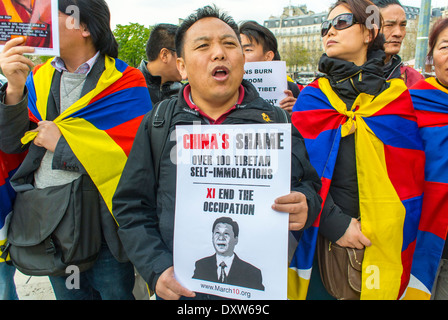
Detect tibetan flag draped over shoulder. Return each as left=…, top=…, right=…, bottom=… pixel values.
left=21, top=56, right=152, bottom=218
left=0, top=151, right=25, bottom=262
left=288, top=77, right=425, bottom=300
left=403, top=77, right=448, bottom=299
left=0, top=0, right=51, bottom=47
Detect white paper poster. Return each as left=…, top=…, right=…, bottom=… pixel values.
left=174, top=123, right=291, bottom=300
left=0, top=0, right=60, bottom=56
left=243, top=61, right=288, bottom=107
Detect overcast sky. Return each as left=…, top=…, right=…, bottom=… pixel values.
left=105, top=0, right=444, bottom=28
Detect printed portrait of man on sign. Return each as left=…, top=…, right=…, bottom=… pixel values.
left=192, top=217, right=265, bottom=291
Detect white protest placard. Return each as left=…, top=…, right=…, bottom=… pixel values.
left=244, top=61, right=288, bottom=107
left=174, top=123, right=291, bottom=300
left=0, top=0, right=59, bottom=56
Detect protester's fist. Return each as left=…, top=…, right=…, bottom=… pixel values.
left=32, top=121, right=62, bottom=152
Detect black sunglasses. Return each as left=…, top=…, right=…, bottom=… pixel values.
left=321, top=13, right=358, bottom=37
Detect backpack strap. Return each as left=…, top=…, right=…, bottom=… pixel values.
left=148, top=97, right=178, bottom=184
left=273, top=106, right=290, bottom=123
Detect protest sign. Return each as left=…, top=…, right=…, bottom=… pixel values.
left=243, top=61, right=288, bottom=107
left=174, top=123, right=291, bottom=300
left=0, top=0, right=59, bottom=56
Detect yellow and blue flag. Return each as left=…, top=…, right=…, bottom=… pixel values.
left=289, top=77, right=425, bottom=300
left=22, top=56, right=152, bottom=218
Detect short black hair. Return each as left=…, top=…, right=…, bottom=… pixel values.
left=146, top=23, right=179, bottom=62
left=370, top=0, right=403, bottom=8
left=175, top=4, right=240, bottom=58
left=239, top=20, right=281, bottom=60
left=58, top=0, right=118, bottom=58
left=212, top=217, right=239, bottom=238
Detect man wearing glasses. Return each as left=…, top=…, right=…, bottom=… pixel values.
left=138, top=23, right=183, bottom=105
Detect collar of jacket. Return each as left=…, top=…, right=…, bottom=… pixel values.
left=178, top=79, right=267, bottom=109
left=383, top=55, right=403, bottom=81
left=318, top=50, right=388, bottom=107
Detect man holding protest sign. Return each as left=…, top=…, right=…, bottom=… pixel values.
left=113, top=5, right=322, bottom=300
left=239, top=20, right=301, bottom=114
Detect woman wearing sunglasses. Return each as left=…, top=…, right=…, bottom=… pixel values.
left=290, top=0, right=425, bottom=300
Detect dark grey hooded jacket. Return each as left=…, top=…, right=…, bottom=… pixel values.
left=112, top=80, right=322, bottom=291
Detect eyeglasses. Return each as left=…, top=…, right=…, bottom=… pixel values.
left=321, top=13, right=358, bottom=37
left=166, top=48, right=177, bottom=54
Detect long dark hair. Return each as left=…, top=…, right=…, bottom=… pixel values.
left=330, top=0, right=385, bottom=52
left=58, top=0, right=118, bottom=58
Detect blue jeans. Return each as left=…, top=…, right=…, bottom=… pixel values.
left=306, top=256, right=336, bottom=300
left=0, top=262, right=18, bottom=300
left=49, top=243, right=135, bottom=300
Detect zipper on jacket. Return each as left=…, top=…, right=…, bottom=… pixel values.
left=349, top=77, right=361, bottom=95
left=336, top=69, right=363, bottom=84
left=386, top=62, right=403, bottom=81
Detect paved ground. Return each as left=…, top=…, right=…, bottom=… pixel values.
left=14, top=270, right=55, bottom=300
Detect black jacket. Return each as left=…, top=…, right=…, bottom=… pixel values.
left=316, top=50, right=389, bottom=242
left=112, top=80, right=322, bottom=291
left=138, top=60, right=183, bottom=106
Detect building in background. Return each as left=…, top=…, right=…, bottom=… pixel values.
left=264, top=5, right=326, bottom=78
left=264, top=4, right=446, bottom=78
